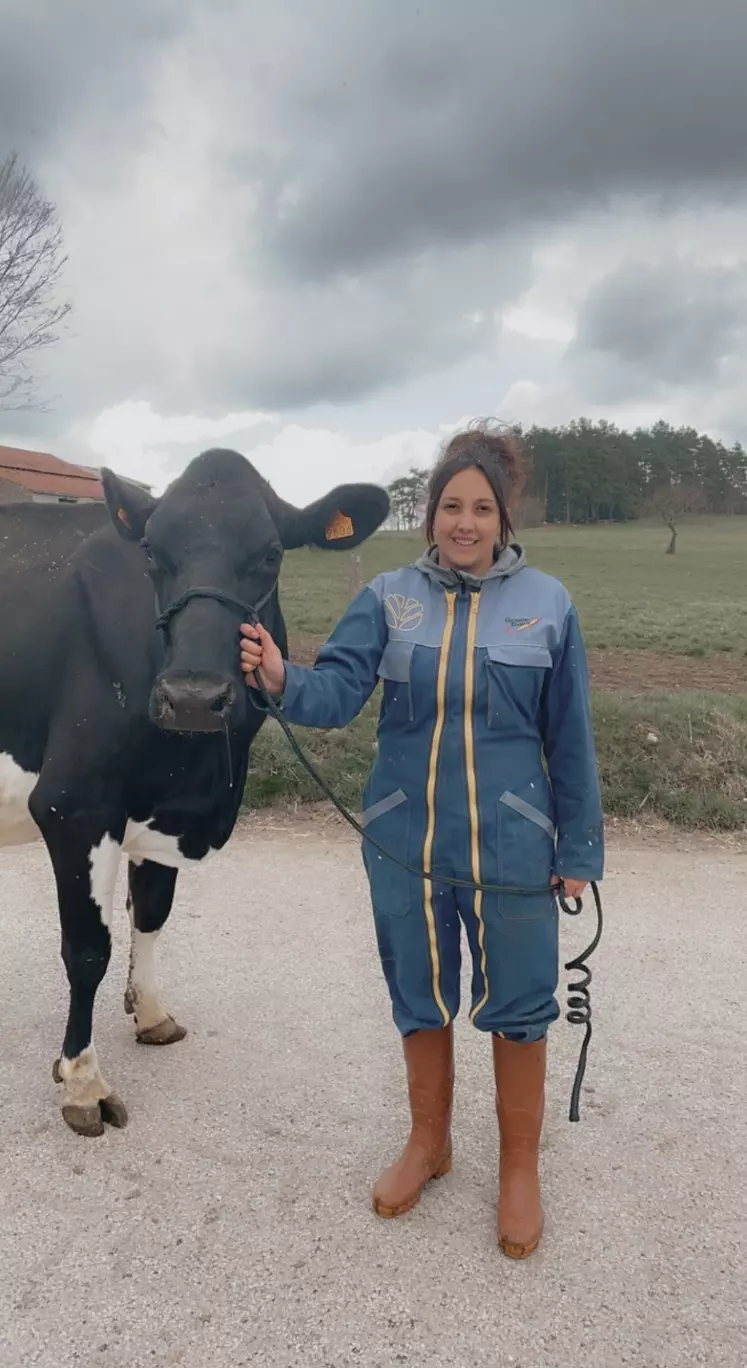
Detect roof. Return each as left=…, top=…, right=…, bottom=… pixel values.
left=0, top=444, right=105, bottom=501
left=75, top=461, right=152, bottom=494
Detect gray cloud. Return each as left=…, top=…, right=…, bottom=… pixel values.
left=3, top=0, right=747, bottom=435
left=569, top=260, right=747, bottom=404
left=0, top=2, right=185, bottom=163
left=255, top=0, right=747, bottom=278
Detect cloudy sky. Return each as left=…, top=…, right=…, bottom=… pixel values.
left=2, top=0, right=747, bottom=504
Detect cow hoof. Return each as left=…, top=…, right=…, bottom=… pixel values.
left=100, top=1092, right=128, bottom=1128
left=136, top=1016, right=187, bottom=1046
left=62, top=1091, right=128, bottom=1137
left=62, top=1104, right=105, bottom=1138
left=52, top=1057, right=62, bottom=1084
left=123, top=988, right=136, bottom=1016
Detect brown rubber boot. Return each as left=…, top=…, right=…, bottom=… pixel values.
left=372, top=1024, right=454, bottom=1218
left=492, top=1035, right=547, bottom=1259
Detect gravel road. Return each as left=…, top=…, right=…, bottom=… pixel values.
left=1, top=814, right=746, bottom=1368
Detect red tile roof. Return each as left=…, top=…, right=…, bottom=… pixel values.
left=0, top=444, right=105, bottom=500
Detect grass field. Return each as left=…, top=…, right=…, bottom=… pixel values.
left=246, top=517, right=747, bottom=830
left=279, top=517, right=747, bottom=657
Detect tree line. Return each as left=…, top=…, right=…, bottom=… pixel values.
left=520, top=418, right=747, bottom=524
left=386, top=418, right=747, bottom=532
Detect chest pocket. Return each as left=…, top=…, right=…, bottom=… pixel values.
left=377, top=639, right=415, bottom=722
left=484, top=643, right=552, bottom=732
left=377, top=639, right=436, bottom=724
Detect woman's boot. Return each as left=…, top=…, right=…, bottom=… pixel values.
left=492, top=1035, right=546, bottom=1259
left=372, top=1024, right=454, bottom=1218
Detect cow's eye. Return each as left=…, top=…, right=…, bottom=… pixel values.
left=140, top=539, right=156, bottom=566
left=264, top=544, right=283, bottom=568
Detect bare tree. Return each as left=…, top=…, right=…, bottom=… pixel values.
left=0, top=152, right=72, bottom=412
left=650, top=482, right=706, bottom=554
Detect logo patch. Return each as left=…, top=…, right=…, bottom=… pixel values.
left=505, top=616, right=541, bottom=633
left=325, top=511, right=354, bottom=541
left=385, top=593, right=424, bottom=632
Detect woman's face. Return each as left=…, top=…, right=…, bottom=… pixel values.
left=432, top=466, right=502, bottom=576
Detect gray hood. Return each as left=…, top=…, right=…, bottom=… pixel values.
left=415, top=542, right=526, bottom=591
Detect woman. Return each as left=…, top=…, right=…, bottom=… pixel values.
left=240, top=422, right=604, bottom=1259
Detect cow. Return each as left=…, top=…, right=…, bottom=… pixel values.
left=0, top=447, right=389, bottom=1137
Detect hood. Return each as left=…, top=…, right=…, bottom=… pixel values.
left=414, top=542, right=526, bottom=591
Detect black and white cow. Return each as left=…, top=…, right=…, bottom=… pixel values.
left=0, top=448, right=388, bottom=1136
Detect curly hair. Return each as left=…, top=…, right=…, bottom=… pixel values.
left=424, top=418, right=530, bottom=546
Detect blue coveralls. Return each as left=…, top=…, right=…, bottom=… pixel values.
left=277, top=545, right=604, bottom=1041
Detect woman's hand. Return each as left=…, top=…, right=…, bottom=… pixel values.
left=552, top=876, right=588, bottom=901
left=239, top=622, right=286, bottom=697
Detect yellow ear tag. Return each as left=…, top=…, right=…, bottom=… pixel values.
left=325, top=511, right=354, bottom=541
left=116, top=507, right=131, bottom=529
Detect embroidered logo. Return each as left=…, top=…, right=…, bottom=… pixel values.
left=505, top=616, right=541, bottom=633
left=385, top=594, right=424, bottom=632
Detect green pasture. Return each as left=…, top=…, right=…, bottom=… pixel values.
left=278, top=517, right=747, bottom=656
left=246, top=518, right=747, bottom=830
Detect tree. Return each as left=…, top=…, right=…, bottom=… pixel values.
left=387, top=468, right=429, bottom=530
left=521, top=418, right=747, bottom=524
left=0, top=152, right=71, bottom=411
left=650, top=482, right=707, bottom=553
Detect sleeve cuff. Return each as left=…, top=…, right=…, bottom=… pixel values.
left=247, top=662, right=289, bottom=714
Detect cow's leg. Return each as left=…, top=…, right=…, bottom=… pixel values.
left=124, top=860, right=187, bottom=1045
left=30, top=795, right=128, bottom=1137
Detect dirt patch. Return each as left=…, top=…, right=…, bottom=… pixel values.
left=288, top=634, right=746, bottom=694
left=587, top=648, right=745, bottom=693
left=236, top=803, right=747, bottom=855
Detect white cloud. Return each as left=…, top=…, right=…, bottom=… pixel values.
left=77, top=401, right=469, bottom=505
left=87, top=401, right=277, bottom=492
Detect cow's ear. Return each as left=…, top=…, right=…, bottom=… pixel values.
left=101, top=469, right=158, bottom=542
left=276, top=483, right=390, bottom=552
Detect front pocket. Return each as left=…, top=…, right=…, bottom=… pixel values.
left=377, top=639, right=415, bottom=722
left=361, top=788, right=412, bottom=917
left=499, top=791, right=555, bottom=838
left=485, top=643, right=551, bottom=731
left=362, top=788, right=407, bottom=828
left=496, top=777, right=556, bottom=903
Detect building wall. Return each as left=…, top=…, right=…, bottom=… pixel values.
left=0, top=477, right=31, bottom=505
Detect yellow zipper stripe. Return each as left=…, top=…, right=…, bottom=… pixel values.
left=422, top=590, right=456, bottom=1027
left=465, top=592, right=490, bottom=1024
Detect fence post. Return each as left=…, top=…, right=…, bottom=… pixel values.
left=349, top=552, right=362, bottom=599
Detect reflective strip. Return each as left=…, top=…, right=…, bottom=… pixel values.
left=499, top=791, right=555, bottom=838
left=465, top=593, right=490, bottom=1026
left=361, top=789, right=407, bottom=827
left=421, top=591, right=456, bottom=1028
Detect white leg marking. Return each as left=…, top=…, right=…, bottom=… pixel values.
left=57, top=837, right=122, bottom=1112
left=123, top=819, right=216, bottom=869
left=0, top=753, right=40, bottom=849
left=58, top=1044, right=111, bottom=1110
left=126, top=913, right=169, bottom=1034
left=88, top=835, right=122, bottom=933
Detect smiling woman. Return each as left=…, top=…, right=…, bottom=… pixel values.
left=240, top=418, right=603, bottom=1261
left=424, top=420, right=528, bottom=574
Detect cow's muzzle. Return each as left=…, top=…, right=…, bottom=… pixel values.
left=152, top=673, right=237, bottom=733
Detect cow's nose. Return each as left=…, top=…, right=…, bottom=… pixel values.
left=154, top=676, right=236, bottom=731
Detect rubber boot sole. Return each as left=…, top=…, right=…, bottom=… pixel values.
left=372, top=1150, right=453, bottom=1219
left=498, top=1221, right=544, bottom=1260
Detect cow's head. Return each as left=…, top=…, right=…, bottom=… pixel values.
left=101, top=448, right=389, bottom=733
